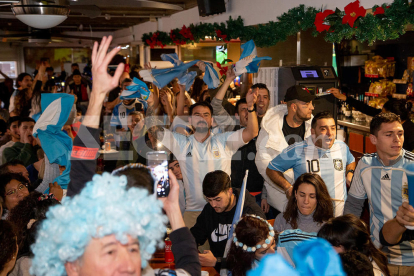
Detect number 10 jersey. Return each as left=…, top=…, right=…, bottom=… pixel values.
left=267, top=136, right=355, bottom=216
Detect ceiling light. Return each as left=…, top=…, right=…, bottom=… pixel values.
left=11, top=0, right=69, bottom=29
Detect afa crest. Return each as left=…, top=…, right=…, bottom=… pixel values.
left=402, top=182, right=409, bottom=201
left=333, top=159, right=343, bottom=171
left=212, top=146, right=221, bottom=159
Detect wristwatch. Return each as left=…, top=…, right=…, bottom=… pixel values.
left=247, top=106, right=256, bottom=113
left=346, top=169, right=355, bottom=176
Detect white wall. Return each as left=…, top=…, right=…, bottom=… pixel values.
left=113, top=0, right=387, bottom=44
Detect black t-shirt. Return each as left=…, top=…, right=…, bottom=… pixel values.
left=282, top=115, right=305, bottom=145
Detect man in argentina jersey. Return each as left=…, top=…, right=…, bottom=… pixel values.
left=159, top=85, right=259, bottom=228
left=344, top=113, right=414, bottom=272
left=110, top=98, right=147, bottom=130
left=267, top=112, right=355, bottom=216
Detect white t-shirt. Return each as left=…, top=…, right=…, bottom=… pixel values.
left=162, top=128, right=247, bottom=211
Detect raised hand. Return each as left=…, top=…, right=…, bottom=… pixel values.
left=246, top=88, right=258, bottom=108
left=225, top=67, right=236, bottom=83
left=90, top=36, right=124, bottom=98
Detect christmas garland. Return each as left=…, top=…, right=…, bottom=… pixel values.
left=142, top=0, right=414, bottom=48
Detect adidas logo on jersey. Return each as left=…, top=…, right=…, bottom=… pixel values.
left=381, top=174, right=390, bottom=180
left=322, top=154, right=329, bottom=158
left=186, top=151, right=192, bottom=157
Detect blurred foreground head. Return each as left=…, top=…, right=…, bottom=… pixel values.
left=31, top=172, right=167, bottom=276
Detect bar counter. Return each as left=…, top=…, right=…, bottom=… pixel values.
left=337, top=114, right=370, bottom=133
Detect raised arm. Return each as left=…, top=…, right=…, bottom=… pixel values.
left=0, top=69, right=9, bottom=79
left=83, top=36, right=124, bottom=128
left=241, top=88, right=259, bottom=143
left=176, top=84, right=186, bottom=117
left=68, top=36, right=124, bottom=196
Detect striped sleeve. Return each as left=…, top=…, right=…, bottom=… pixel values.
left=348, top=158, right=368, bottom=199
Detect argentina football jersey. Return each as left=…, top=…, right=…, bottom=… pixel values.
left=268, top=136, right=355, bottom=217
left=348, top=150, right=414, bottom=266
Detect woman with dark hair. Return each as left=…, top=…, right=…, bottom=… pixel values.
left=11, top=88, right=33, bottom=117
left=191, top=76, right=208, bottom=102
left=0, top=220, right=18, bottom=276
left=8, top=192, right=60, bottom=257
left=0, top=173, right=30, bottom=219
left=274, top=173, right=333, bottom=233
left=7, top=192, right=60, bottom=276
left=318, top=214, right=390, bottom=276
left=227, top=215, right=277, bottom=276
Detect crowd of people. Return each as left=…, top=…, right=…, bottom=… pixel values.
left=0, top=35, right=414, bottom=276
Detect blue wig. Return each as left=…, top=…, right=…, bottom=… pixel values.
left=30, top=172, right=168, bottom=276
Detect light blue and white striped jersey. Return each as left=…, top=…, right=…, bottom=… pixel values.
left=110, top=99, right=148, bottom=127
left=268, top=137, right=355, bottom=217
left=276, top=229, right=317, bottom=267
left=161, top=128, right=247, bottom=211
left=348, top=150, right=414, bottom=266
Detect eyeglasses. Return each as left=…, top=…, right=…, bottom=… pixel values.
left=6, top=183, right=28, bottom=197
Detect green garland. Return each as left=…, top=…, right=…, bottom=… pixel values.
left=142, top=0, right=414, bottom=48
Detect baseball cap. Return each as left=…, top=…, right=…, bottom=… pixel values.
left=284, top=85, right=315, bottom=102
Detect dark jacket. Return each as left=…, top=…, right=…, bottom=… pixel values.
left=231, top=137, right=264, bottom=193
left=190, top=188, right=265, bottom=270
left=3, top=142, right=40, bottom=166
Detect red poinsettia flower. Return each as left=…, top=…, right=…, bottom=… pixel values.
left=342, top=0, right=366, bottom=28
left=373, top=6, right=390, bottom=16
left=215, top=30, right=229, bottom=42
left=179, top=25, right=194, bottom=41
left=314, top=9, right=335, bottom=32
left=146, top=32, right=164, bottom=48
left=373, top=6, right=385, bottom=15
left=216, top=62, right=228, bottom=76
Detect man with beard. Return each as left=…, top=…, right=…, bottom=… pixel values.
left=159, top=76, right=259, bottom=228
left=256, top=85, right=316, bottom=213
left=266, top=112, right=355, bottom=216
left=190, top=170, right=265, bottom=270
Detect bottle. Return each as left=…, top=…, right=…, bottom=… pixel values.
left=165, top=237, right=174, bottom=263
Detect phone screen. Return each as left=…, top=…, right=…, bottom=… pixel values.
left=147, top=151, right=170, bottom=197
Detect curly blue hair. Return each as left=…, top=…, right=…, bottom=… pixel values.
left=30, top=172, right=168, bottom=276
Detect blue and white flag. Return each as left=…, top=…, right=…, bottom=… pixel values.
left=120, top=77, right=151, bottom=101
left=233, top=40, right=272, bottom=76
left=139, top=55, right=220, bottom=89
left=161, top=53, right=183, bottom=67
left=33, top=93, right=75, bottom=189
left=220, top=170, right=248, bottom=276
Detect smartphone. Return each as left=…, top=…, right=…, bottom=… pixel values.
left=55, top=81, right=62, bottom=92
left=135, top=102, right=143, bottom=112
left=147, top=151, right=170, bottom=197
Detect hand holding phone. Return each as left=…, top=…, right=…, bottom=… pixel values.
left=147, top=151, right=170, bottom=197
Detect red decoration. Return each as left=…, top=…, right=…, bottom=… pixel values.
left=170, top=30, right=186, bottom=46
left=146, top=33, right=165, bottom=49
left=216, top=62, right=228, bottom=76
left=373, top=6, right=390, bottom=16
left=342, top=0, right=366, bottom=28
left=314, top=9, right=335, bottom=32
left=215, top=30, right=229, bottom=42
left=179, top=25, right=194, bottom=41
